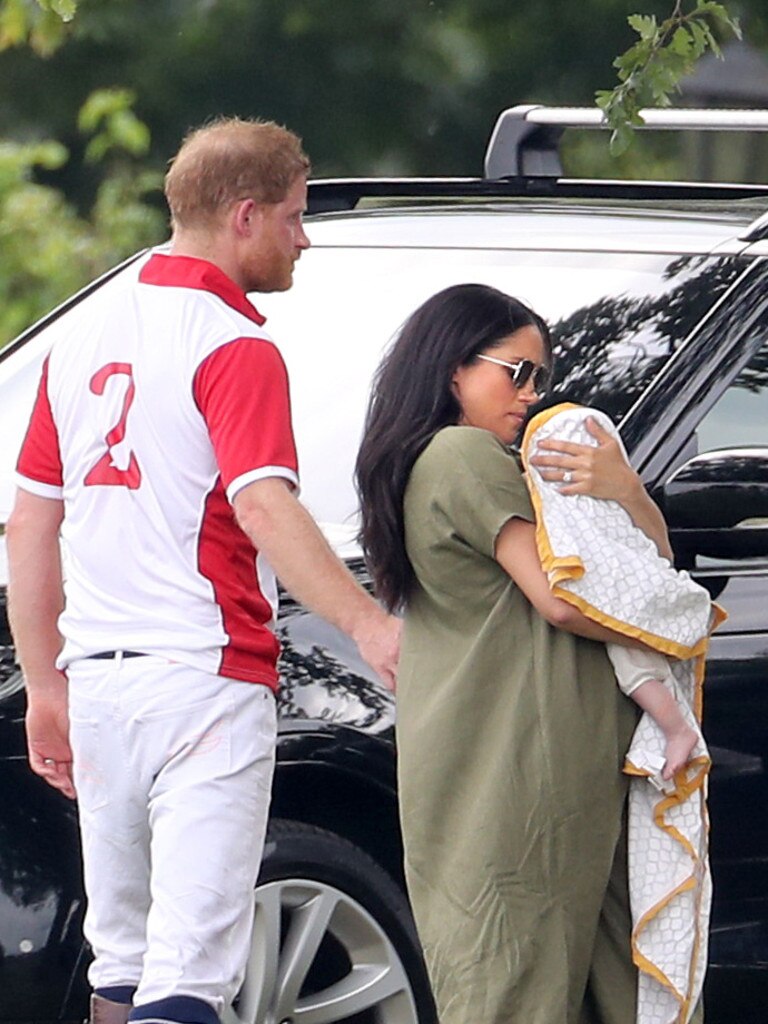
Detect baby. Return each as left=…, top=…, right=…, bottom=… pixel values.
left=522, top=402, right=715, bottom=788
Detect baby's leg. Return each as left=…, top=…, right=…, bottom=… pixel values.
left=607, top=645, right=698, bottom=781
left=629, top=677, right=698, bottom=780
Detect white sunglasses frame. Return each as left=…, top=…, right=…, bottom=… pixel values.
left=475, top=353, right=550, bottom=393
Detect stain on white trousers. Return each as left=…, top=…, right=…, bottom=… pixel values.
left=67, top=655, right=276, bottom=1018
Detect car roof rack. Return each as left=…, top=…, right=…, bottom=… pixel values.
left=485, top=103, right=768, bottom=178
left=307, top=175, right=768, bottom=213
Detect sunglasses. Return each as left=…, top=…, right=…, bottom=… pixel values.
left=476, top=353, right=551, bottom=393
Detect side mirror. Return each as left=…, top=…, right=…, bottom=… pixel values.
left=663, top=448, right=768, bottom=560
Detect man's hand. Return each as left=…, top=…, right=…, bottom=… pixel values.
left=7, top=489, right=72, bottom=794
left=351, top=610, right=401, bottom=693
left=234, top=478, right=402, bottom=691
left=26, top=681, right=76, bottom=799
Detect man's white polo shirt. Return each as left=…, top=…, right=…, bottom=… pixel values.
left=16, top=254, right=299, bottom=688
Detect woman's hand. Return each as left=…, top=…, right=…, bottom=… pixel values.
left=529, top=416, right=673, bottom=560
left=529, top=415, right=640, bottom=502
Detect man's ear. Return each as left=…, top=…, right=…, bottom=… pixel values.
left=233, top=198, right=261, bottom=236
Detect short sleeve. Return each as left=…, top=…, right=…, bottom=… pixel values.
left=422, top=427, right=534, bottom=558
left=193, top=337, right=299, bottom=502
left=16, top=356, right=64, bottom=498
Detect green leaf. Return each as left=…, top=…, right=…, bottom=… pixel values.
left=83, top=134, right=109, bottom=164
left=36, top=0, right=77, bottom=21
left=28, top=139, right=69, bottom=170
left=594, top=90, right=613, bottom=113
left=669, top=26, right=692, bottom=56
left=78, top=88, right=137, bottom=132
left=110, top=109, right=150, bottom=157
left=628, top=14, right=657, bottom=41
left=688, top=20, right=708, bottom=57
left=694, top=0, right=741, bottom=37
left=78, top=88, right=150, bottom=163
left=609, top=121, right=635, bottom=157
left=695, top=1, right=728, bottom=18
left=595, top=0, right=741, bottom=160
left=694, top=18, right=721, bottom=58
left=0, top=0, right=29, bottom=49
left=614, top=40, right=652, bottom=75
left=29, top=8, right=67, bottom=56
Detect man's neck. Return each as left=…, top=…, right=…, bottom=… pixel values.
left=169, top=233, right=246, bottom=293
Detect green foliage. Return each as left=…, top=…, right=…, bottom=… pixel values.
left=0, top=1, right=162, bottom=349
left=0, top=0, right=758, bottom=349
left=0, top=91, right=164, bottom=349
left=44, top=0, right=77, bottom=20
left=78, top=88, right=151, bottom=162
left=0, top=0, right=76, bottom=56
left=596, top=1, right=742, bottom=154
left=2, top=0, right=760, bottom=182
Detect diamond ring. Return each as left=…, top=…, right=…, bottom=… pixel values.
left=43, top=758, right=55, bottom=765
left=563, top=470, right=573, bottom=484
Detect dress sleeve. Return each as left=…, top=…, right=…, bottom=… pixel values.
left=429, top=427, right=534, bottom=559
left=193, top=337, right=299, bottom=503
left=16, top=356, right=64, bottom=499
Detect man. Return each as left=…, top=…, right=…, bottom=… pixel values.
left=6, top=118, right=399, bottom=1024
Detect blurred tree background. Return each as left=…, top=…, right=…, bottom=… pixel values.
left=0, top=0, right=766, bottom=347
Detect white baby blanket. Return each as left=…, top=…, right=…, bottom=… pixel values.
left=521, top=402, right=725, bottom=1024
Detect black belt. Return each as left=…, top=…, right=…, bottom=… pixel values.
left=88, top=650, right=146, bottom=660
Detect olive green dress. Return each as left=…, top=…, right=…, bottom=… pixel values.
left=398, top=426, right=639, bottom=1024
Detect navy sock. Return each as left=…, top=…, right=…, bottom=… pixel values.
left=95, top=986, right=137, bottom=1005
left=128, top=996, right=219, bottom=1024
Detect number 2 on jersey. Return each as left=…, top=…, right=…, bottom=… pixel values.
left=84, top=363, right=142, bottom=489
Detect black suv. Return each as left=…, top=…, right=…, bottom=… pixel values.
left=1, top=105, right=767, bottom=1024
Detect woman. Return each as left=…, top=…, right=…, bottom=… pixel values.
left=355, top=284, right=672, bottom=1024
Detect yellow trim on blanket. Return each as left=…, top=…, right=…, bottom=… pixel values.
left=626, top=752, right=709, bottom=1023
left=522, top=403, right=716, bottom=1024
left=550, top=583, right=711, bottom=660
left=522, top=401, right=583, bottom=439
left=521, top=404, right=585, bottom=594
left=631, top=874, right=696, bottom=1015
left=631, top=772, right=709, bottom=1023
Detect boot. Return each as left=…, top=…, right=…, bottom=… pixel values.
left=90, top=994, right=132, bottom=1024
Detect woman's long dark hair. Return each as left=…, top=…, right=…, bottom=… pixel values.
left=355, top=283, right=551, bottom=612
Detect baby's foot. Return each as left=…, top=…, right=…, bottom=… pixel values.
left=662, top=725, right=698, bottom=780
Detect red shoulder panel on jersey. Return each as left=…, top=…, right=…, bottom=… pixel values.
left=193, top=337, right=298, bottom=494
left=16, top=356, right=64, bottom=487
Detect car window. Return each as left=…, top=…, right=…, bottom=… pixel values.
left=547, top=254, right=743, bottom=422
left=664, top=333, right=768, bottom=573
left=259, top=246, right=741, bottom=539
left=695, top=336, right=768, bottom=452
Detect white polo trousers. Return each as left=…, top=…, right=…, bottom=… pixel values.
left=67, top=655, right=277, bottom=1017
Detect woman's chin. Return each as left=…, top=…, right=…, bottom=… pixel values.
left=488, top=427, right=520, bottom=446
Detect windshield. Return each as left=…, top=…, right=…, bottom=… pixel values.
left=259, top=246, right=740, bottom=541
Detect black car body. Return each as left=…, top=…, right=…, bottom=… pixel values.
left=1, top=105, right=767, bottom=1023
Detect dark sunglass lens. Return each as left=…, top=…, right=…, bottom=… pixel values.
left=511, top=360, right=535, bottom=389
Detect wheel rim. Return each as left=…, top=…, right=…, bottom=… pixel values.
left=224, top=878, right=419, bottom=1024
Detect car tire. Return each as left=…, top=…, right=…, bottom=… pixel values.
left=226, top=818, right=437, bottom=1024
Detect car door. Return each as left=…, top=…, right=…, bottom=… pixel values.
left=626, top=254, right=768, bottom=1018
left=0, top=667, right=87, bottom=1021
